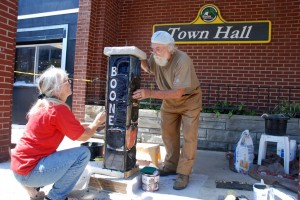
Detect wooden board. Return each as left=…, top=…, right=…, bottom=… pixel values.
left=123, top=166, right=140, bottom=178
left=88, top=166, right=141, bottom=194
left=89, top=175, right=128, bottom=194
left=215, top=180, right=253, bottom=191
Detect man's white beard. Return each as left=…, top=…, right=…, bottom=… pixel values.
left=154, top=55, right=168, bottom=67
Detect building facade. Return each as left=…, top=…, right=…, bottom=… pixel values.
left=13, top=0, right=79, bottom=124
left=0, top=0, right=300, bottom=178
left=1, top=2, right=300, bottom=195
left=9, top=0, right=300, bottom=124
left=73, top=0, right=300, bottom=121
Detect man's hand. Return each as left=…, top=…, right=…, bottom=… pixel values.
left=133, top=89, right=151, bottom=100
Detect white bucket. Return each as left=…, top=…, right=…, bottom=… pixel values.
left=141, top=173, right=159, bottom=192
left=253, top=179, right=269, bottom=200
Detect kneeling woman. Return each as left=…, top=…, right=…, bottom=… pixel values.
left=11, top=67, right=106, bottom=200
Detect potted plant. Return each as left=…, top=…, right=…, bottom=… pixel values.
left=273, top=101, right=300, bottom=118
left=261, top=113, right=290, bottom=136
left=261, top=101, right=300, bottom=136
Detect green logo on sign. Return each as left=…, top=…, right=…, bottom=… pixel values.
left=200, top=5, right=218, bottom=23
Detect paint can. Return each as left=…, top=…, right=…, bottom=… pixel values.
left=140, top=166, right=159, bottom=192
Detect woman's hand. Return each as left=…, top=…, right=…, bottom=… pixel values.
left=95, top=111, right=106, bottom=127
left=77, top=111, right=106, bottom=141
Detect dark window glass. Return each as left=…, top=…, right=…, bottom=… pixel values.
left=38, top=44, right=62, bottom=74
left=14, top=47, right=36, bottom=84
left=14, top=43, right=62, bottom=85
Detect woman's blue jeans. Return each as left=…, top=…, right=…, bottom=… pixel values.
left=13, top=146, right=90, bottom=200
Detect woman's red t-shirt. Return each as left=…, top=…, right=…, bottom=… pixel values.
left=11, top=103, right=85, bottom=176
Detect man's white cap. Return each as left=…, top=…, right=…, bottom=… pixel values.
left=151, top=31, right=175, bottom=44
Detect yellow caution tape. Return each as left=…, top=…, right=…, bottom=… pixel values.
left=14, top=70, right=94, bottom=83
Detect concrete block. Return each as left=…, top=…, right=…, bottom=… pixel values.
left=206, top=129, right=241, bottom=143
left=198, top=128, right=207, bottom=138
left=200, top=121, right=226, bottom=130
left=138, top=116, right=161, bottom=129
left=197, top=140, right=229, bottom=151
left=140, top=133, right=163, bottom=145
left=226, top=118, right=264, bottom=132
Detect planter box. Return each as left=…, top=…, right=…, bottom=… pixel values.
left=85, top=105, right=300, bottom=152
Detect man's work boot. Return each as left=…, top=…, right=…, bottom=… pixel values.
left=173, top=174, right=189, bottom=190
left=158, top=166, right=177, bottom=176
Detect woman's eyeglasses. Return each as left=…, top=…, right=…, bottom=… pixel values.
left=62, top=78, right=72, bottom=85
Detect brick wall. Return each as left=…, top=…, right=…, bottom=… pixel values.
left=74, top=0, right=120, bottom=121
left=0, top=0, right=18, bottom=162
left=78, top=0, right=300, bottom=113
left=116, top=0, right=300, bottom=90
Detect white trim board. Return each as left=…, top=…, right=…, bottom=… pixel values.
left=18, top=8, right=79, bottom=20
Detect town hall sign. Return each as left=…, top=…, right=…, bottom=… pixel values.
left=153, top=4, right=271, bottom=44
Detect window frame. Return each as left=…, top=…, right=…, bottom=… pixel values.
left=14, top=24, right=68, bottom=87
left=15, top=43, right=63, bottom=86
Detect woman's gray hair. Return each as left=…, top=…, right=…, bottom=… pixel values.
left=27, top=67, right=70, bottom=118
left=38, top=66, right=67, bottom=97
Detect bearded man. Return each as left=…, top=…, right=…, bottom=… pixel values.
left=133, top=31, right=202, bottom=190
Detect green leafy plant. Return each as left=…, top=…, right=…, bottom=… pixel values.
left=272, top=101, right=300, bottom=118
left=202, top=101, right=256, bottom=118
left=139, top=98, right=161, bottom=110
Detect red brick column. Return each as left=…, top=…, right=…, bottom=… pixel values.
left=72, top=0, right=96, bottom=121
left=0, top=0, right=18, bottom=162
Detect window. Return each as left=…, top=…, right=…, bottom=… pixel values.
left=14, top=43, right=62, bottom=85
left=14, top=24, right=68, bottom=86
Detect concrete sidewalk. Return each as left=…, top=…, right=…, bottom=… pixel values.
left=0, top=125, right=297, bottom=200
